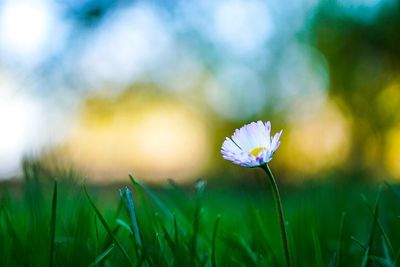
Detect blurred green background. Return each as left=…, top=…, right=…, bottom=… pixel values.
left=0, top=0, right=400, bottom=184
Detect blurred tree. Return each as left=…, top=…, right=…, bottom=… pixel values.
left=312, top=1, right=400, bottom=178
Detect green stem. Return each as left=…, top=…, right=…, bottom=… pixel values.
left=261, top=164, right=292, bottom=267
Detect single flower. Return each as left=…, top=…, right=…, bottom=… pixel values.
left=221, top=121, right=282, bottom=167
left=221, top=121, right=291, bottom=266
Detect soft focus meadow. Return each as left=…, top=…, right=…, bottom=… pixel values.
left=1, top=0, right=400, bottom=266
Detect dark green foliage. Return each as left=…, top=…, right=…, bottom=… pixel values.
left=1, top=165, right=400, bottom=266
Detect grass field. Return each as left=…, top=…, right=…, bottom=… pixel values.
left=1, top=162, right=400, bottom=267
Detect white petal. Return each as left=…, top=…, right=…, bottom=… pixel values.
left=243, top=122, right=259, bottom=150
left=255, top=120, right=268, bottom=147
left=264, top=121, right=271, bottom=149
left=221, top=120, right=282, bottom=167
left=232, top=125, right=252, bottom=151
left=270, top=130, right=283, bottom=153
left=221, top=137, right=242, bottom=155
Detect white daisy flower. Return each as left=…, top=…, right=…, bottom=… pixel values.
left=221, top=121, right=282, bottom=167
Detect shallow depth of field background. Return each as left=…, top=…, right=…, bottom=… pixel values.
left=1, top=0, right=399, bottom=185
left=3, top=1, right=400, bottom=267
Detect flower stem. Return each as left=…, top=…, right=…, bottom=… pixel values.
left=261, top=164, right=291, bottom=267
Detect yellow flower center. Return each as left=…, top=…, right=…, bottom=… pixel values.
left=249, top=147, right=265, bottom=157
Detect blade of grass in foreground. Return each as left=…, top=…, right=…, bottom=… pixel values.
left=361, top=190, right=394, bottom=259
left=329, top=253, right=336, bottom=267
left=124, top=187, right=143, bottom=250
left=253, top=208, right=280, bottom=264
left=83, top=185, right=133, bottom=266
left=157, top=214, right=180, bottom=262
left=361, top=247, right=370, bottom=267
left=113, top=190, right=125, bottom=222
left=48, top=181, right=57, bottom=267
left=223, top=234, right=258, bottom=266
left=173, top=215, right=179, bottom=246
left=1, top=206, right=27, bottom=266
left=393, top=250, right=400, bottom=266
left=88, top=243, right=115, bottom=267
left=312, top=228, right=323, bottom=267
left=351, top=236, right=367, bottom=251
left=94, top=215, right=99, bottom=267
left=133, top=177, right=173, bottom=221
left=336, top=212, right=346, bottom=267
left=211, top=215, right=221, bottom=267
left=350, top=236, right=386, bottom=267
left=190, top=180, right=206, bottom=265
left=124, top=187, right=149, bottom=266
left=129, top=175, right=156, bottom=229
left=381, top=236, right=393, bottom=267
left=116, top=218, right=134, bottom=235
left=101, top=224, right=121, bottom=253
left=365, top=189, right=381, bottom=267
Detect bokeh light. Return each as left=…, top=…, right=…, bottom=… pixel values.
left=0, top=73, right=44, bottom=177
left=278, top=101, right=351, bottom=178
left=0, top=0, right=67, bottom=65
left=0, top=0, right=399, bottom=183
left=204, top=65, right=268, bottom=120
left=210, top=0, right=274, bottom=55
left=385, top=127, right=400, bottom=179
left=79, top=3, right=172, bottom=88
left=64, top=94, right=210, bottom=183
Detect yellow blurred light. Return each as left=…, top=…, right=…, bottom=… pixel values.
left=384, top=127, right=400, bottom=179
left=278, top=101, right=351, bottom=179
left=377, top=81, right=400, bottom=179
left=64, top=98, right=210, bottom=183
left=377, top=82, right=400, bottom=121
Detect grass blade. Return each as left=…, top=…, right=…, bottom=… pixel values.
left=337, top=212, right=346, bottom=267
left=365, top=189, right=382, bottom=267
left=132, top=178, right=173, bottom=221
left=361, top=247, right=370, bottom=267
left=312, top=228, right=323, bottom=267
left=361, top=192, right=395, bottom=259
left=48, top=181, right=57, bottom=267
left=351, top=236, right=367, bottom=251
left=253, top=208, right=279, bottom=263
left=211, top=215, right=221, bottom=267
left=116, top=218, right=134, bottom=235
left=101, top=224, right=121, bottom=253
left=1, top=207, right=27, bottom=266
left=94, top=215, right=99, bottom=267
left=129, top=175, right=154, bottom=225
left=113, top=190, right=125, bottom=222
left=83, top=185, right=133, bottom=266
left=155, top=214, right=183, bottom=266
left=368, top=256, right=388, bottom=267
left=393, top=250, right=400, bottom=266
left=173, top=214, right=179, bottom=245
left=381, top=235, right=393, bottom=267
left=89, top=243, right=115, bottom=267
left=124, top=187, right=143, bottom=248
left=129, top=177, right=157, bottom=229
left=190, top=180, right=206, bottom=265
left=223, top=234, right=258, bottom=266
left=329, top=253, right=337, bottom=267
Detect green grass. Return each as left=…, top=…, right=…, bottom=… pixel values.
left=1, top=162, right=400, bottom=266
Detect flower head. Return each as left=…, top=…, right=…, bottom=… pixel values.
left=221, top=121, right=282, bottom=167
